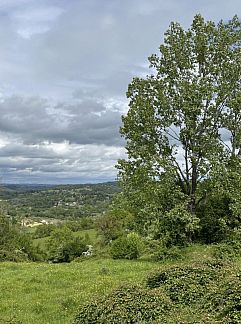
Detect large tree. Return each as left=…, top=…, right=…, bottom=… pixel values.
left=117, top=15, right=241, bottom=237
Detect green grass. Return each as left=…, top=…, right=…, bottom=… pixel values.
left=0, top=259, right=160, bottom=323
left=33, top=228, right=99, bottom=250
left=72, top=228, right=99, bottom=243
left=1, top=243, right=240, bottom=323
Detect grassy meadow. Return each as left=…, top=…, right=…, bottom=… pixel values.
left=0, top=259, right=161, bottom=323
left=0, top=243, right=241, bottom=323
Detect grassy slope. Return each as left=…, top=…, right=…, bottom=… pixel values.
left=0, top=244, right=240, bottom=323
left=0, top=259, right=160, bottom=324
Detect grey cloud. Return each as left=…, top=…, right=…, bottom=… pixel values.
left=0, top=141, right=125, bottom=183
left=0, top=95, right=124, bottom=146
left=0, top=0, right=240, bottom=183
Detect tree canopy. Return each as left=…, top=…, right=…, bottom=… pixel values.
left=117, top=15, right=241, bottom=243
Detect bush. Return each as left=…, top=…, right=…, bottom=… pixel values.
left=110, top=232, right=143, bottom=259
left=74, top=284, right=171, bottom=323
left=46, top=227, right=87, bottom=262
left=208, top=268, right=241, bottom=323
left=212, top=240, right=241, bottom=261
left=0, top=215, right=44, bottom=262
left=220, top=277, right=241, bottom=323
left=33, top=224, right=55, bottom=238
left=160, top=204, right=200, bottom=246
left=96, top=208, right=134, bottom=243
left=146, top=262, right=221, bottom=304
left=0, top=249, right=28, bottom=262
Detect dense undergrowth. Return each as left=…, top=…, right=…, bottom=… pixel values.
left=74, top=259, right=241, bottom=323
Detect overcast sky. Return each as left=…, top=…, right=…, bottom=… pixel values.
left=0, top=0, right=240, bottom=184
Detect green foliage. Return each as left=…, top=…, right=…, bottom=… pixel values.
left=208, top=268, right=241, bottom=323
left=0, top=249, right=28, bottom=262
left=74, top=284, right=171, bottom=323
left=96, top=207, right=134, bottom=243
left=46, top=227, right=87, bottom=262
left=0, top=215, right=43, bottom=261
left=197, top=170, right=241, bottom=243
left=219, top=277, right=241, bottom=323
left=160, top=203, right=200, bottom=246
left=212, top=240, right=241, bottom=261
left=77, top=217, right=94, bottom=230
left=153, top=245, right=184, bottom=262
left=110, top=232, right=143, bottom=260
left=117, top=14, right=241, bottom=244
left=146, top=261, right=221, bottom=304
left=33, top=224, right=55, bottom=239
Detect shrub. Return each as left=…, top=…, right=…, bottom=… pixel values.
left=96, top=209, right=133, bottom=243
left=74, top=284, right=171, bottom=323
left=110, top=236, right=129, bottom=259
left=0, top=249, right=28, bottom=262
left=206, top=267, right=241, bottom=323
left=33, top=224, right=55, bottom=238
left=46, top=227, right=87, bottom=262
left=160, top=204, right=200, bottom=246
left=146, top=262, right=221, bottom=304
left=212, top=240, right=241, bottom=261
left=110, top=232, right=143, bottom=259
left=0, top=215, right=44, bottom=262
left=221, top=278, right=241, bottom=323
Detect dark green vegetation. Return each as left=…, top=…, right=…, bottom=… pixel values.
left=1, top=182, right=120, bottom=220
left=75, top=284, right=171, bottom=323
left=75, top=258, right=241, bottom=323
left=0, top=14, right=241, bottom=323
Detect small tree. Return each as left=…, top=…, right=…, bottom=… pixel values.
left=110, top=232, right=143, bottom=259
left=46, top=227, right=87, bottom=262
left=96, top=202, right=134, bottom=243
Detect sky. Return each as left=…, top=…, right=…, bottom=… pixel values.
left=0, top=0, right=240, bottom=184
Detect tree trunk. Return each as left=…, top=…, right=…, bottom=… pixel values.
left=189, top=164, right=198, bottom=213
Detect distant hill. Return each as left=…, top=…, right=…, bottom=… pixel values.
left=1, top=182, right=120, bottom=220
left=0, top=184, right=54, bottom=196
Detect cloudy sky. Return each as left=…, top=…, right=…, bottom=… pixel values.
left=0, top=0, right=240, bottom=184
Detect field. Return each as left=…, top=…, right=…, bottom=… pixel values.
left=0, top=259, right=161, bottom=323
left=0, top=243, right=240, bottom=323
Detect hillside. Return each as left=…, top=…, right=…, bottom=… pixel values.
left=1, top=182, right=120, bottom=220
left=0, top=245, right=240, bottom=323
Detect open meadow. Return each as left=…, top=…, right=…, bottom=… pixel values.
left=1, top=244, right=240, bottom=323
left=0, top=259, right=161, bottom=323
